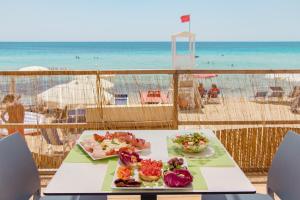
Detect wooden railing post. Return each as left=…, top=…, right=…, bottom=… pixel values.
left=173, top=72, right=179, bottom=129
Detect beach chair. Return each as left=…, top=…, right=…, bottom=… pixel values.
left=67, top=108, right=86, bottom=123
left=268, top=86, right=284, bottom=98
left=140, top=90, right=169, bottom=104
left=0, top=133, right=102, bottom=200
left=114, top=93, right=128, bottom=105
left=291, top=95, right=300, bottom=113
left=254, top=91, right=268, bottom=99
left=41, top=128, right=69, bottom=155
left=252, top=91, right=268, bottom=103
left=289, top=86, right=300, bottom=98
left=206, top=90, right=222, bottom=104
left=202, top=131, right=300, bottom=200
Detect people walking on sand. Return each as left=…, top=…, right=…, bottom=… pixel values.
left=1, top=94, right=25, bottom=136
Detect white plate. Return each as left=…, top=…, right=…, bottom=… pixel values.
left=77, top=134, right=150, bottom=161
left=111, top=158, right=193, bottom=190
left=77, top=141, right=118, bottom=161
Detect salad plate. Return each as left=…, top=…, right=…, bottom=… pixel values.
left=182, top=146, right=215, bottom=158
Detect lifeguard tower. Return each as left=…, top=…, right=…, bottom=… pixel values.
left=172, top=31, right=200, bottom=110
left=172, top=31, right=196, bottom=69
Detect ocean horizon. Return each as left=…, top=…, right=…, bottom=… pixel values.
left=0, top=41, right=300, bottom=70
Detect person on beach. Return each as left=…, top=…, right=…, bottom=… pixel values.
left=207, top=84, right=220, bottom=99
left=198, top=83, right=207, bottom=98
left=1, top=94, right=25, bottom=136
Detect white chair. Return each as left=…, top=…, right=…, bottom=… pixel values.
left=0, top=133, right=104, bottom=200
left=202, top=131, right=300, bottom=200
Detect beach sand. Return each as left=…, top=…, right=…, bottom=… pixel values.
left=23, top=96, right=300, bottom=157
left=180, top=96, right=300, bottom=123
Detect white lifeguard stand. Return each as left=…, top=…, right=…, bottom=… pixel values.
left=172, top=31, right=196, bottom=69
left=171, top=32, right=200, bottom=110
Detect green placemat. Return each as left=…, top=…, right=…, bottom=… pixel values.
left=188, top=166, right=208, bottom=190
left=167, top=137, right=235, bottom=167
left=101, top=159, right=118, bottom=192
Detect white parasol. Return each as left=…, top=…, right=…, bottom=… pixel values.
left=37, top=79, right=113, bottom=109
left=19, top=66, right=49, bottom=71
left=265, top=74, right=300, bottom=82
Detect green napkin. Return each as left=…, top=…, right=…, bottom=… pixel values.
left=188, top=166, right=208, bottom=190
left=167, top=137, right=235, bottom=167
left=101, top=159, right=118, bottom=192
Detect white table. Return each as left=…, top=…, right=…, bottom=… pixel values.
left=45, top=129, right=256, bottom=199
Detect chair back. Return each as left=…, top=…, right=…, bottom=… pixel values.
left=0, top=133, right=40, bottom=200
left=267, top=131, right=300, bottom=200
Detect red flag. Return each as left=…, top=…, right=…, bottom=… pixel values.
left=180, top=15, right=190, bottom=23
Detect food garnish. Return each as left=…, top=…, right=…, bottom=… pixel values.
left=117, top=166, right=133, bottom=180
left=119, top=149, right=142, bottom=167
left=163, top=169, right=193, bottom=187
left=167, top=157, right=185, bottom=171
left=114, top=178, right=141, bottom=187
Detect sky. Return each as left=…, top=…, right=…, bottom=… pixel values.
left=0, top=0, right=300, bottom=41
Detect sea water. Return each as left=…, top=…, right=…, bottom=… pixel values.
left=0, top=42, right=300, bottom=70
left=1, top=42, right=299, bottom=105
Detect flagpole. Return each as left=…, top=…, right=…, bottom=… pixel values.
left=189, top=15, right=191, bottom=32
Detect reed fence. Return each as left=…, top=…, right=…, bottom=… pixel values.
left=0, top=69, right=300, bottom=172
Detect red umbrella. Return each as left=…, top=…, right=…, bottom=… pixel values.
left=193, top=74, right=218, bottom=79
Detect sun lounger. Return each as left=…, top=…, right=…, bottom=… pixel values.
left=41, top=128, right=69, bottom=155
left=67, top=108, right=86, bottom=123
left=255, top=91, right=268, bottom=99
left=206, top=94, right=222, bottom=104
left=269, top=86, right=284, bottom=98
left=114, top=93, right=128, bottom=105
left=206, top=89, right=222, bottom=104
left=140, top=90, right=169, bottom=104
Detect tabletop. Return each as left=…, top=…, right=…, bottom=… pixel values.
left=44, top=129, right=256, bottom=197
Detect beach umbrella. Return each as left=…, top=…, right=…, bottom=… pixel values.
left=265, top=74, right=300, bottom=82
left=74, top=75, right=114, bottom=89
left=193, top=74, right=218, bottom=79
left=37, top=80, right=114, bottom=109
left=8, top=66, right=49, bottom=95
left=19, top=66, right=49, bottom=71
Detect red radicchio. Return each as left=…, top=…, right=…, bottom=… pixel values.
left=163, top=169, right=193, bottom=187
left=119, top=150, right=142, bottom=166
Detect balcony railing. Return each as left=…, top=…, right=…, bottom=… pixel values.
left=0, top=69, right=300, bottom=171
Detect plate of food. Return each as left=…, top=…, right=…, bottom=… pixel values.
left=77, top=131, right=151, bottom=160
left=112, top=150, right=193, bottom=190
left=172, top=132, right=214, bottom=158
